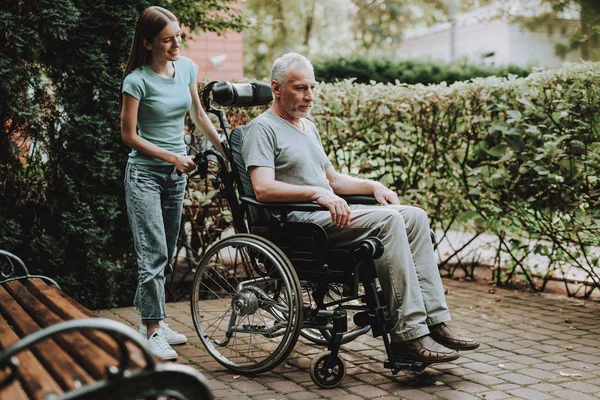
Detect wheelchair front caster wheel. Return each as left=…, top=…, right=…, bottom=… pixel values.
left=309, top=351, right=346, bottom=388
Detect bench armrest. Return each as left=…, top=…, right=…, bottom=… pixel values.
left=0, top=319, right=156, bottom=382
left=0, top=250, right=29, bottom=281
left=240, top=194, right=379, bottom=212
left=0, top=250, right=61, bottom=288
left=0, top=318, right=213, bottom=399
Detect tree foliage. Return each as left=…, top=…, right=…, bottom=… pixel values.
left=243, top=0, right=598, bottom=80
left=350, top=0, right=600, bottom=61
left=350, top=0, right=495, bottom=48
left=242, top=0, right=329, bottom=79
left=241, top=0, right=500, bottom=79
left=0, top=0, right=244, bottom=309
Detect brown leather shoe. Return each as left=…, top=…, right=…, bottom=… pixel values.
left=430, top=323, right=480, bottom=351
left=391, top=335, right=459, bottom=363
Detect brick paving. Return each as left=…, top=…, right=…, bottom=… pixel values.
left=98, top=278, right=600, bottom=399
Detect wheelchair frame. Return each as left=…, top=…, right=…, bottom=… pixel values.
left=188, top=81, right=430, bottom=388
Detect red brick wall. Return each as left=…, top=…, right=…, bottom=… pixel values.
left=180, top=29, right=244, bottom=81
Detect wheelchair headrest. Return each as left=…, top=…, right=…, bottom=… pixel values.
left=211, top=81, right=273, bottom=107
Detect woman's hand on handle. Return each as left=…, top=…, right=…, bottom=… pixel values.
left=174, top=155, right=197, bottom=174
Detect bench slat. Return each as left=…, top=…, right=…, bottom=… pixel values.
left=26, top=279, right=96, bottom=318
left=26, top=278, right=147, bottom=369
left=0, top=315, right=45, bottom=400
left=0, top=288, right=65, bottom=400
left=4, top=280, right=121, bottom=381
left=0, top=377, right=29, bottom=400
left=0, top=282, right=95, bottom=389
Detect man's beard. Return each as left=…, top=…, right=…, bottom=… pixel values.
left=290, top=106, right=311, bottom=119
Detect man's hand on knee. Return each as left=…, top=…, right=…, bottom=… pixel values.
left=372, top=182, right=400, bottom=205
left=314, top=189, right=351, bottom=227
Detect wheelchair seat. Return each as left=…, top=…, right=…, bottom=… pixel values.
left=189, top=81, right=432, bottom=389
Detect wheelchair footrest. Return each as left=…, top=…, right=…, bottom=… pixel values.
left=384, top=359, right=429, bottom=374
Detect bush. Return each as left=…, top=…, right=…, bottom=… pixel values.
left=0, top=0, right=244, bottom=309
left=224, top=62, right=600, bottom=296
left=312, top=56, right=532, bottom=85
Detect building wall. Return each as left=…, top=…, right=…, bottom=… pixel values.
left=455, top=20, right=512, bottom=65
left=395, top=21, right=510, bottom=64
left=507, top=23, right=581, bottom=67
left=179, top=29, right=244, bottom=81
left=395, top=20, right=580, bottom=68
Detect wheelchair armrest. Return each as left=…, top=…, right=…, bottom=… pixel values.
left=341, top=195, right=379, bottom=205
left=240, top=195, right=326, bottom=211
left=240, top=194, right=380, bottom=212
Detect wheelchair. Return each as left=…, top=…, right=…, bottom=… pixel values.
left=189, top=81, right=432, bottom=388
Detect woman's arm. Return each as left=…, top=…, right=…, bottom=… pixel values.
left=120, top=93, right=196, bottom=173
left=189, top=83, right=226, bottom=157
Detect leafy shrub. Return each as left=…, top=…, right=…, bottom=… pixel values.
left=312, top=56, right=532, bottom=85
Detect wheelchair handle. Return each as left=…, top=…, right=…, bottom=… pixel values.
left=353, top=237, right=384, bottom=260
left=176, top=151, right=206, bottom=176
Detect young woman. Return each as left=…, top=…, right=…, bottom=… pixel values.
left=121, top=6, right=224, bottom=360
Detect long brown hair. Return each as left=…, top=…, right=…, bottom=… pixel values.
left=121, top=7, right=178, bottom=91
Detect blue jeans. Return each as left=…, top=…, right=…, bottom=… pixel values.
left=124, top=162, right=186, bottom=322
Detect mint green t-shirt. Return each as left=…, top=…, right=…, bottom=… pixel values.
left=122, top=56, right=199, bottom=165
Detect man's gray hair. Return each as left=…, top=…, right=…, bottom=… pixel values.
left=271, top=53, right=313, bottom=85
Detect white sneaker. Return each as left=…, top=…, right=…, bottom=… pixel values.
left=147, top=331, right=178, bottom=361
left=140, top=321, right=188, bottom=345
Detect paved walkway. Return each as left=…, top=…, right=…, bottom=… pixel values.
left=99, top=278, right=600, bottom=400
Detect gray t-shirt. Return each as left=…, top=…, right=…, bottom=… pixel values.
left=242, top=109, right=333, bottom=192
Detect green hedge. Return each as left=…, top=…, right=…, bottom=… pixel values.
left=312, top=56, right=532, bottom=85
left=223, top=62, right=600, bottom=295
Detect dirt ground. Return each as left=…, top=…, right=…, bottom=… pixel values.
left=441, top=263, right=600, bottom=302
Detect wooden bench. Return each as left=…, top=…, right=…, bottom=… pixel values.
left=0, top=250, right=213, bottom=400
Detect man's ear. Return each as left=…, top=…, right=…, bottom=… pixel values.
left=271, top=80, right=280, bottom=98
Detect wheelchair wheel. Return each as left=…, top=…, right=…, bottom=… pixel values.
left=190, top=234, right=302, bottom=374
left=309, top=351, right=346, bottom=388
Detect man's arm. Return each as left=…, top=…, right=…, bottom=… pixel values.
left=249, top=166, right=352, bottom=227
left=326, top=167, right=400, bottom=205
